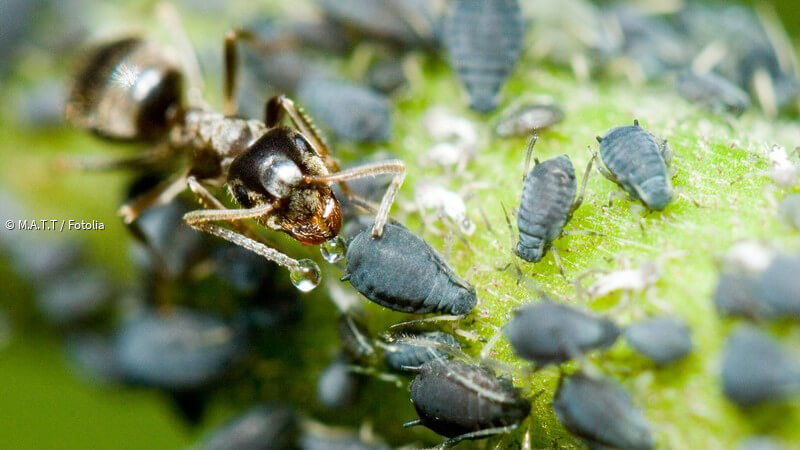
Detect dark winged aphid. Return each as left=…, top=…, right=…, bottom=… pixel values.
left=383, top=331, right=461, bottom=373
left=443, top=0, right=524, bottom=112
left=316, top=0, right=439, bottom=48
left=596, top=120, right=673, bottom=211
left=37, top=267, right=112, bottom=327
left=676, top=70, right=751, bottom=116
left=494, top=103, right=565, bottom=137
left=515, top=148, right=593, bottom=267
left=317, top=354, right=363, bottom=409
left=553, top=372, right=654, bottom=450
left=338, top=314, right=376, bottom=362
left=115, top=309, right=244, bottom=391
left=722, top=327, right=800, bottom=407
left=780, top=195, right=800, bottom=230
left=296, top=77, right=391, bottom=142
left=407, top=359, right=531, bottom=445
left=503, top=301, right=619, bottom=365
left=344, top=223, right=477, bottom=315
left=624, top=317, right=693, bottom=365
left=201, top=405, right=299, bottom=450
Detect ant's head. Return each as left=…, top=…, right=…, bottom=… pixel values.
left=66, top=37, right=184, bottom=141
left=227, top=127, right=342, bottom=245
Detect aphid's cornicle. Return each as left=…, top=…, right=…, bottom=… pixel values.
left=406, top=359, right=531, bottom=446
left=596, top=120, right=674, bottom=211
left=443, top=0, right=524, bottom=112
left=65, top=31, right=407, bottom=292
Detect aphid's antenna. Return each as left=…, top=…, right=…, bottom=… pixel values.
left=522, top=133, right=539, bottom=181
left=346, top=365, right=404, bottom=388
left=388, top=315, right=464, bottom=329
left=402, top=419, right=423, bottom=428
left=155, top=3, right=207, bottom=110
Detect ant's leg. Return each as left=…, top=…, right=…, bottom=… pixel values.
left=118, top=171, right=188, bottom=224
left=568, top=152, right=596, bottom=216
left=185, top=176, right=265, bottom=240
left=183, top=203, right=303, bottom=271
left=305, top=161, right=405, bottom=237
left=225, top=32, right=295, bottom=116
left=155, top=3, right=207, bottom=109
left=57, top=143, right=172, bottom=172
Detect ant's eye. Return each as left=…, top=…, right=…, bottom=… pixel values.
left=293, top=135, right=313, bottom=154
left=258, top=154, right=302, bottom=199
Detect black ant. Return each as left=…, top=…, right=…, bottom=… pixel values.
left=63, top=6, right=405, bottom=291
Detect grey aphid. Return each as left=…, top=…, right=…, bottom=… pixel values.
left=37, top=267, right=112, bottom=327
left=443, top=0, right=524, bottom=112
left=676, top=70, right=751, bottom=116
left=344, top=223, right=477, bottom=315
left=515, top=152, right=592, bottom=265
left=115, top=309, right=244, bottom=391
left=408, top=359, right=531, bottom=444
left=597, top=120, right=674, bottom=211
left=296, top=76, right=391, bottom=142
left=300, top=427, right=389, bottom=450
left=713, top=272, right=764, bottom=319
left=383, top=331, right=461, bottom=373
left=750, top=255, right=800, bottom=318
left=503, top=300, right=620, bottom=365
left=739, top=436, right=786, bottom=450
left=780, top=195, right=800, bottom=230
left=494, top=103, right=564, bottom=137
left=722, top=327, right=800, bottom=407
left=317, top=354, right=363, bottom=409
left=624, top=317, right=693, bottom=365
left=553, top=372, right=654, bottom=450
left=201, top=405, right=298, bottom=450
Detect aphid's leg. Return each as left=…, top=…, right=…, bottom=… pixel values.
left=388, top=315, right=464, bottom=329
left=155, top=3, right=207, bottom=109
left=118, top=170, right=188, bottom=224
left=183, top=204, right=303, bottom=271
left=550, top=246, right=567, bottom=278
left=480, top=326, right=504, bottom=360
left=567, top=153, right=597, bottom=218
left=304, top=161, right=406, bottom=238
left=660, top=140, right=674, bottom=168
left=402, top=419, right=423, bottom=428
left=345, top=365, right=404, bottom=389
left=522, top=134, right=539, bottom=181
left=435, top=425, right=520, bottom=449
left=499, top=202, right=525, bottom=283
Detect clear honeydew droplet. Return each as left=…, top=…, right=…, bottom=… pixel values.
left=289, top=259, right=321, bottom=292
left=320, top=236, right=347, bottom=263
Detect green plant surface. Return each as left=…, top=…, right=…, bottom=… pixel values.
left=2, top=2, right=800, bottom=449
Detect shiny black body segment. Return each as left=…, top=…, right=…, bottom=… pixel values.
left=344, top=223, right=477, bottom=315
left=597, top=121, right=673, bottom=211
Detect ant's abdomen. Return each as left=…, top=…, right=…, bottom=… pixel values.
left=66, top=38, right=184, bottom=141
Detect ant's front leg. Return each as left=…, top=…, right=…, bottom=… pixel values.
left=182, top=190, right=306, bottom=273
left=305, top=160, right=406, bottom=238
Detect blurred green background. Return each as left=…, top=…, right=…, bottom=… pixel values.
left=1, top=0, right=800, bottom=449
